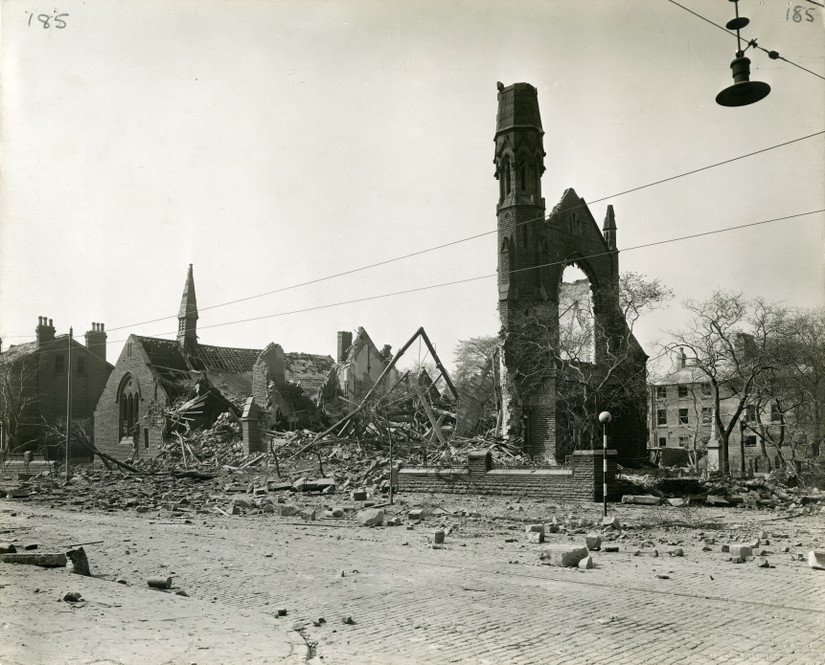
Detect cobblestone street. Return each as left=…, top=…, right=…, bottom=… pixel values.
left=2, top=496, right=824, bottom=664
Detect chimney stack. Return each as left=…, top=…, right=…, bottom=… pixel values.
left=85, top=322, right=107, bottom=363
left=337, top=331, right=353, bottom=363
left=36, top=316, right=56, bottom=347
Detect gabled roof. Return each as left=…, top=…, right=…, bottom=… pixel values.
left=0, top=341, right=38, bottom=365
left=0, top=336, right=115, bottom=369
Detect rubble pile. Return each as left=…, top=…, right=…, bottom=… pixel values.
left=155, top=413, right=245, bottom=468
left=619, top=469, right=823, bottom=513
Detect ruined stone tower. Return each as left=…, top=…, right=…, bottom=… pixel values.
left=494, top=81, right=557, bottom=458
left=494, top=82, right=648, bottom=464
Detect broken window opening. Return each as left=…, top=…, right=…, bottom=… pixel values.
left=559, top=265, right=595, bottom=363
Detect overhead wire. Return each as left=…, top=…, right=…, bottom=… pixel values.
left=79, top=128, right=823, bottom=334
left=17, top=206, right=819, bottom=362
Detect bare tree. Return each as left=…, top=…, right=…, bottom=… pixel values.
left=0, top=353, right=41, bottom=452
left=667, top=292, right=810, bottom=476
left=452, top=336, right=499, bottom=391
left=745, top=306, right=825, bottom=476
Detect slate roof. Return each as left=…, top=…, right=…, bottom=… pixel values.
left=285, top=352, right=335, bottom=394
left=135, top=336, right=260, bottom=404
left=133, top=336, right=333, bottom=404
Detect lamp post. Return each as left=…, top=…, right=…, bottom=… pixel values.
left=598, top=411, right=612, bottom=517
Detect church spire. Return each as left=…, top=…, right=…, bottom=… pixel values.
left=177, top=264, right=198, bottom=352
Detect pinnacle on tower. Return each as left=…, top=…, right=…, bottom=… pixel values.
left=602, top=205, right=617, bottom=250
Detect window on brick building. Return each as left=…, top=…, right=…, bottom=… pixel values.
left=745, top=405, right=756, bottom=422
left=770, top=402, right=782, bottom=423
left=744, top=435, right=757, bottom=447
left=656, top=409, right=667, bottom=426
left=701, top=407, right=711, bottom=424
left=657, top=436, right=667, bottom=448
left=76, top=356, right=85, bottom=376
left=678, top=408, right=689, bottom=425
left=678, top=385, right=689, bottom=398
left=701, top=383, right=712, bottom=396
left=678, top=436, right=689, bottom=448
left=55, top=355, right=65, bottom=374
left=656, top=386, right=667, bottom=399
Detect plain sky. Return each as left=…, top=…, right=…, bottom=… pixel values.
left=1, top=0, right=823, bottom=374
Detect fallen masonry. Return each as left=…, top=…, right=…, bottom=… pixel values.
left=0, top=552, right=67, bottom=567
left=539, top=545, right=589, bottom=568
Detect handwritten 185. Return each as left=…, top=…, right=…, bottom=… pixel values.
left=27, top=11, right=69, bottom=29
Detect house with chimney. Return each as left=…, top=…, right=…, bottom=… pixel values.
left=93, top=265, right=334, bottom=460
left=0, top=318, right=113, bottom=455
left=649, top=346, right=795, bottom=471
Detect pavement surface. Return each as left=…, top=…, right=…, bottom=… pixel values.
left=1, top=492, right=824, bottom=664
left=0, top=553, right=307, bottom=665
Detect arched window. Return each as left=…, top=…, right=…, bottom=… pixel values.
left=503, top=156, right=511, bottom=195
left=117, top=374, right=141, bottom=441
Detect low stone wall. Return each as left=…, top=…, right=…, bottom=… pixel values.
left=397, top=449, right=618, bottom=501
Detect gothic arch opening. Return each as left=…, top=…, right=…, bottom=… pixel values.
left=117, top=373, right=141, bottom=441
left=558, top=264, right=595, bottom=363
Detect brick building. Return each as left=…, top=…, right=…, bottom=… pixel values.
left=0, top=318, right=113, bottom=455
left=94, top=265, right=333, bottom=460
left=493, top=82, right=647, bottom=465
left=649, top=348, right=803, bottom=471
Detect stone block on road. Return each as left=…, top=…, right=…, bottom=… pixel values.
left=808, top=550, right=825, bottom=570
left=729, top=545, right=753, bottom=559
left=357, top=508, right=384, bottom=526
left=277, top=504, right=301, bottom=517
left=706, top=495, right=730, bottom=506
left=585, top=534, right=602, bottom=551
left=539, top=544, right=588, bottom=568
left=621, top=495, right=661, bottom=505
left=0, top=552, right=67, bottom=567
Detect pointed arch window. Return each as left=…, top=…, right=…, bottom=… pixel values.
left=117, top=374, right=141, bottom=441
left=503, top=155, right=512, bottom=195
